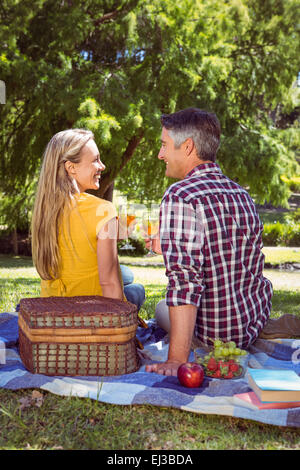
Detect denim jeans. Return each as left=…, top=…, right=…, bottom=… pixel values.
left=120, top=265, right=145, bottom=312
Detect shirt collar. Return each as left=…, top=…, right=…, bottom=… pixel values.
left=185, top=162, right=222, bottom=179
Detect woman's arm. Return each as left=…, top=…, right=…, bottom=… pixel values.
left=97, top=217, right=124, bottom=300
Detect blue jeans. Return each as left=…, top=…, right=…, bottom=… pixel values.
left=120, top=265, right=145, bottom=312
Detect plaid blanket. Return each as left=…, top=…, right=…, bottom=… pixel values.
left=1, top=312, right=300, bottom=428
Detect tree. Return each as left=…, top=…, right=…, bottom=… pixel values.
left=116, top=0, right=300, bottom=205
left=0, top=0, right=299, bottom=238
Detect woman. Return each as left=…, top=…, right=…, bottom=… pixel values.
left=31, top=128, right=145, bottom=309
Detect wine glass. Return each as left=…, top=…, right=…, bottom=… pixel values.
left=119, top=210, right=136, bottom=252
left=143, top=210, right=159, bottom=257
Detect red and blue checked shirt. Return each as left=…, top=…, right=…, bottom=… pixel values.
left=159, top=162, right=273, bottom=348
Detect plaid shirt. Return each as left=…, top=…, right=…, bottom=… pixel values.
left=159, top=162, right=273, bottom=348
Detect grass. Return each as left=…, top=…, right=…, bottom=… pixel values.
left=119, top=247, right=300, bottom=267
left=262, top=247, right=300, bottom=265
left=1, top=391, right=299, bottom=450
left=0, top=253, right=300, bottom=450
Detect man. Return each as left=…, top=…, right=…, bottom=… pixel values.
left=145, top=107, right=280, bottom=376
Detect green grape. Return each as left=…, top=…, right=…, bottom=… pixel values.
left=221, top=348, right=229, bottom=357
left=214, top=353, right=223, bottom=360
left=213, top=348, right=223, bottom=358
left=234, top=348, right=242, bottom=355
left=214, top=340, right=223, bottom=348
left=228, top=341, right=237, bottom=349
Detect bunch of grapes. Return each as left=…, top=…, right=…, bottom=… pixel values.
left=196, top=339, right=247, bottom=379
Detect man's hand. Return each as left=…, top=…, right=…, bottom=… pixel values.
left=144, top=236, right=162, bottom=255
left=145, top=305, right=197, bottom=377
left=145, top=360, right=182, bottom=376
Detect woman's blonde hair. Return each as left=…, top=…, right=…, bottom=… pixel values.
left=31, top=128, right=94, bottom=280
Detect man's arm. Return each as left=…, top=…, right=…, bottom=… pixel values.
left=145, top=304, right=197, bottom=375
left=145, top=192, right=205, bottom=376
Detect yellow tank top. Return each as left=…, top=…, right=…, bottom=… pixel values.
left=41, top=192, right=118, bottom=297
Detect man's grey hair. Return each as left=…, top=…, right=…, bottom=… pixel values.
left=161, top=108, right=221, bottom=162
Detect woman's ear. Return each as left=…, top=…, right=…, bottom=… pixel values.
left=64, top=160, right=76, bottom=176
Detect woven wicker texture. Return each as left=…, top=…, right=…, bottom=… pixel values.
left=18, top=296, right=140, bottom=376
left=20, top=296, right=137, bottom=329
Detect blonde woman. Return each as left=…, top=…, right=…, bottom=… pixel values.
left=31, top=128, right=145, bottom=308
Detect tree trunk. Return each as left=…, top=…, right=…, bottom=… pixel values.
left=87, top=131, right=144, bottom=201
left=11, top=228, right=18, bottom=255
left=102, top=181, right=115, bottom=202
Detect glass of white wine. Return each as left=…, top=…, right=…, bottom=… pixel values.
left=143, top=208, right=159, bottom=257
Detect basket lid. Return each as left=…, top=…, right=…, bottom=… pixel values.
left=19, top=295, right=137, bottom=317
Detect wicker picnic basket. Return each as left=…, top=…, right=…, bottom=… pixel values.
left=18, top=296, right=141, bottom=377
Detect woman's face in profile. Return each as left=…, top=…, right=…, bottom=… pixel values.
left=73, top=140, right=106, bottom=192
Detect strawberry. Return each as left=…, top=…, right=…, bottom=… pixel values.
left=206, top=357, right=217, bottom=371
left=224, top=371, right=234, bottom=379
left=229, top=363, right=239, bottom=373
left=220, top=366, right=229, bottom=376
left=221, top=361, right=231, bottom=368
left=212, top=370, right=221, bottom=378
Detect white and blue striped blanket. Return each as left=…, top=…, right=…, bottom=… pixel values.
left=1, top=311, right=300, bottom=428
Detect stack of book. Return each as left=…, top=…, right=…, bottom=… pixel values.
left=236, top=368, right=300, bottom=410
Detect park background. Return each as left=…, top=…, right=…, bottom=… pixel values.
left=0, top=0, right=300, bottom=450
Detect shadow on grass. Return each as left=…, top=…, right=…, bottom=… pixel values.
left=0, top=278, right=40, bottom=289
left=0, top=255, right=34, bottom=269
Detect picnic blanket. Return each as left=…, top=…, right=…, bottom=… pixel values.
left=1, top=311, right=300, bottom=428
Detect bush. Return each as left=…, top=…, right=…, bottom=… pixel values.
left=262, top=222, right=288, bottom=246
left=281, top=175, right=300, bottom=193
left=284, top=208, right=300, bottom=224
left=262, top=221, right=300, bottom=246
left=286, top=224, right=300, bottom=246
left=117, top=237, right=147, bottom=256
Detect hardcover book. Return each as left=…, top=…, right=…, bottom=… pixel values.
left=247, top=369, right=300, bottom=403
left=235, top=391, right=300, bottom=409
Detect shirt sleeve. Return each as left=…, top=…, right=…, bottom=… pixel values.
left=160, top=191, right=205, bottom=308
left=95, top=200, right=118, bottom=237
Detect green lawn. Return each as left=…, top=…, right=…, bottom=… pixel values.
left=119, top=247, right=300, bottom=267
left=0, top=254, right=300, bottom=450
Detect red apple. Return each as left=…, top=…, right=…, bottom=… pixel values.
left=177, top=362, right=204, bottom=388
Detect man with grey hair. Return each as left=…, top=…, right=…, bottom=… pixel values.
left=145, top=107, right=300, bottom=377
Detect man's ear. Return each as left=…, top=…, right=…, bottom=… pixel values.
left=64, top=160, right=76, bottom=176
left=185, top=137, right=194, bottom=156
